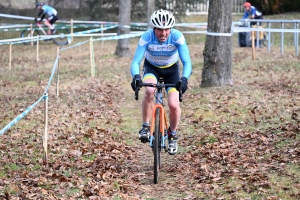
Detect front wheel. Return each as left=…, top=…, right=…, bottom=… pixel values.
left=21, top=29, right=40, bottom=45
left=153, top=107, right=161, bottom=184
left=52, top=28, right=71, bottom=46
left=261, top=32, right=274, bottom=47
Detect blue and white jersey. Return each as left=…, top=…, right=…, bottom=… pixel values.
left=42, top=5, right=57, bottom=16
left=243, top=6, right=262, bottom=19
left=130, top=28, right=192, bottom=79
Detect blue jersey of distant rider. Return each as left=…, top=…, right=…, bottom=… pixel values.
left=130, top=28, right=192, bottom=79
left=243, top=6, right=262, bottom=19
left=40, top=5, right=57, bottom=17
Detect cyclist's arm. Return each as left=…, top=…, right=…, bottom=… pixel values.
left=37, top=10, right=45, bottom=22
left=130, top=31, right=151, bottom=77
left=242, top=11, right=249, bottom=19
left=173, top=30, right=192, bottom=79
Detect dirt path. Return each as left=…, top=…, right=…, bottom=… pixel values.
left=117, top=85, right=196, bottom=200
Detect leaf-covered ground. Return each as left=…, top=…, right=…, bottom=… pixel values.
left=0, top=38, right=299, bottom=199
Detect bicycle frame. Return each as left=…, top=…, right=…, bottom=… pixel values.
left=135, top=78, right=182, bottom=149
left=134, top=78, right=182, bottom=184
left=21, top=23, right=70, bottom=46
left=149, top=87, right=169, bottom=149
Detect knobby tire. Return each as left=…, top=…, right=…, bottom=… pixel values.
left=21, top=29, right=40, bottom=45
left=261, top=33, right=274, bottom=47
left=52, top=29, right=70, bottom=46
left=154, top=107, right=161, bottom=184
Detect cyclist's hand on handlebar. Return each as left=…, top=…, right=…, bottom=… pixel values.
left=131, top=74, right=143, bottom=91
left=176, top=77, right=188, bottom=94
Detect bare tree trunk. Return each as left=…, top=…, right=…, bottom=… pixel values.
left=201, top=0, right=233, bottom=87
left=147, top=0, right=155, bottom=29
left=115, top=0, right=132, bottom=57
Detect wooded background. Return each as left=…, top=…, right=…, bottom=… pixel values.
left=1, top=0, right=299, bottom=22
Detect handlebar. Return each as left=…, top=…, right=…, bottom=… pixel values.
left=135, top=82, right=183, bottom=102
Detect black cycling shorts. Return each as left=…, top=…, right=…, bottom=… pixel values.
left=47, top=15, right=58, bottom=24
left=142, top=59, right=180, bottom=85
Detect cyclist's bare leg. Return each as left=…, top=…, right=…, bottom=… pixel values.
left=142, top=78, right=156, bottom=124
left=44, top=20, right=54, bottom=35
left=168, top=90, right=181, bottom=132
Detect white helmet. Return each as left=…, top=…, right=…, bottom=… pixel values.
left=150, top=9, right=175, bottom=29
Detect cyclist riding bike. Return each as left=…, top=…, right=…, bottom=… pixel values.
left=242, top=2, right=267, bottom=45
left=130, top=9, right=192, bottom=155
left=35, top=2, right=59, bottom=35
left=242, top=2, right=263, bottom=26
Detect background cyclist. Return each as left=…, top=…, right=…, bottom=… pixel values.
left=130, top=9, right=192, bottom=155
left=36, top=2, right=59, bottom=35
left=242, top=2, right=263, bottom=26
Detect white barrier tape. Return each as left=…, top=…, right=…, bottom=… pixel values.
left=206, top=31, right=233, bottom=36
left=0, top=24, right=31, bottom=29
left=60, top=40, right=89, bottom=51
left=0, top=31, right=143, bottom=45
left=234, top=26, right=300, bottom=33
left=93, top=32, right=143, bottom=42
left=0, top=95, right=45, bottom=136
left=0, top=13, right=34, bottom=20
left=73, top=25, right=118, bottom=35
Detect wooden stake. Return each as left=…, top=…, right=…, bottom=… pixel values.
left=101, top=23, right=104, bottom=48
left=36, top=35, right=39, bottom=62
left=252, top=31, right=256, bottom=60
left=43, top=92, right=48, bottom=166
left=90, top=37, right=95, bottom=77
left=71, top=18, right=74, bottom=42
left=56, top=47, right=60, bottom=97
left=9, top=43, right=12, bottom=71
left=30, top=24, right=33, bottom=46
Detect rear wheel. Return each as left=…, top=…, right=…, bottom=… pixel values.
left=21, top=29, right=40, bottom=45
left=261, top=32, right=274, bottom=47
left=52, top=28, right=70, bottom=45
left=153, top=108, right=161, bottom=184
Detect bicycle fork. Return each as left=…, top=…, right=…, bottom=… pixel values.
left=149, top=104, right=168, bottom=149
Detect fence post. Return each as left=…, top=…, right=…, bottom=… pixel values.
left=295, top=22, right=299, bottom=56
left=9, top=43, right=12, bottom=71
left=267, top=22, right=271, bottom=53
left=56, top=47, right=60, bottom=97
left=43, top=92, right=48, bottom=166
left=281, top=22, right=284, bottom=54
left=71, top=18, right=74, bottom=42
left=90, top=37, right=95, bottom=77
left=36, top=35, right=39, bottom=62
left=101, top=23, right=104, bottom=48
left=30, top=24, right=33, bottom=46
left=252, top=31, right=256, bottom=60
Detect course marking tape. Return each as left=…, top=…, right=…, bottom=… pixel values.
left=0, top=95, right=45, bottom=136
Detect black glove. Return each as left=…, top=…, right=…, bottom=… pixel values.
left=176, top=77, right=188, bottom=94
left=131, top=74, right=143, bottom=91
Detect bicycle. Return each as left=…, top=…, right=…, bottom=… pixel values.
left=251, top=24, right=275, bottom=47
left=21, top=22, right=71, bottom=46
left=238, top=20, right=274, bottom=47
left=134, top=77, right=182, bottom=184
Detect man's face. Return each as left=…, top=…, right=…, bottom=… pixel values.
left=154, top=28, right=171, bottom=43
left=245, top=6, right=250, bottom=11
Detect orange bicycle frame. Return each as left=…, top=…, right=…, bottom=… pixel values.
left=149, top=103, right=168, bottom=138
